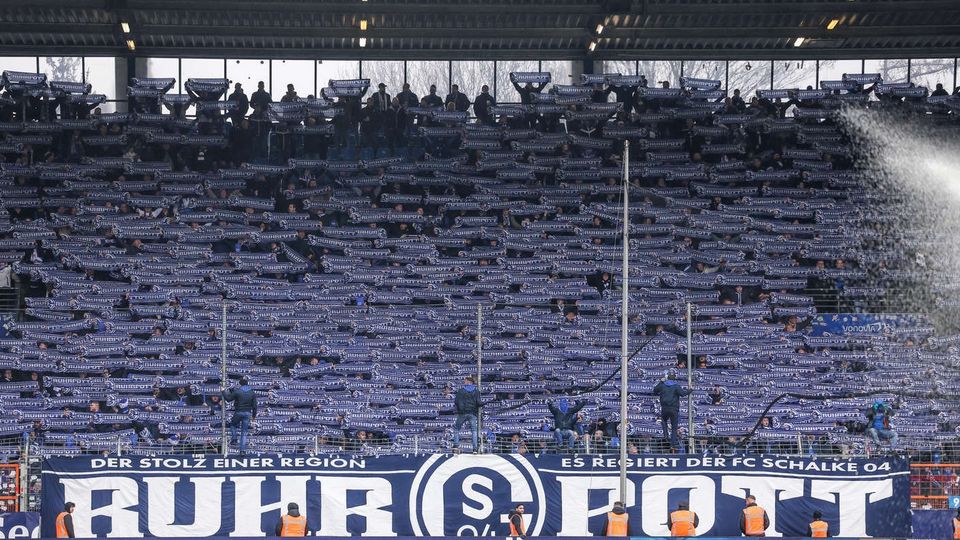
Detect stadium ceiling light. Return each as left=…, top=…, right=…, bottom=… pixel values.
left=120, top=21, right=131, bottom=34
left=126, top=39, right=136, bottom=51
left=827, top=19, right=840, bottom=30
left=588, top=41, right=597, bottom=52
left=595, top=24, right=604, bottom=35
left=793, top=37, right=806, bottom=47
left=359, top=37, right=368, bottom=47
left=360, top=19, right=368, bottom=31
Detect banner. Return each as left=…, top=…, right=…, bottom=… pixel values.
left=809, top=313, right=926, bottom=336
left=41, top=454, right=910, bottom=538
left=0, top=512, right=41, bottom=538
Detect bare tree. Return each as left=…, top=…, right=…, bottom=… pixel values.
left=44, top=57, right=87, bottom=83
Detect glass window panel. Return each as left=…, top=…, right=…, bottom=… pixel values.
left=146, top=58, right=179, bottom=90
left=908, top=58, right=955, bottom=93
left=0, top=57, right=38, bottom=73
left=272, top=59, right=314, bottom=99
left=451, top=61, right=495, bottom=100
left=39, top=56, right=84, bottom=83
left=317, top=60, right=359, bottom=93
left=407, top=61, right=449, bottom=102
left=496, top=60, right=539, bottom=102
left=773, top=60, right=816, bottom=90
left=602, top=60, right=636, bottom=77
left=361, top=60, right=404, bottom=98
left=817, top=59, right=862, bottom=84
left=97, top=101, right=118, bottom=114
left=181, top=58, right=224, bottom=89
left=227, top=59, right=269, bottom=99
left=864, top=59, right=908, bottom=84
left=638, top=61, right=682, bottom=88
left=540, top=60, right=575, bottom=92
left=683, top=60, right=725, bottom=86
left=84, top=57, right=117, bottom=100
left=728, top=60, right=772, bottom=100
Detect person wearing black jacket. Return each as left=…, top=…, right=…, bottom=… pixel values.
left=548, top=398, right=585, bottom=451
left=250, top=81, right=272, bottom=119
left=512, top=79, right=547, bottom=104
left=227, top=83, right=249, bottom=125
left=275, top=502, right=310, bottom=537
left=223, top=377, right=257, bottom=453
left=384, top=97, right=407, bottom=154
left=473, top=85, right=496, bottom=125
left=653, top=370, right=692, bottom=451
left=55, top=502, right=76, bottom=538
left=508, top=504, right=527, bottom=538
left=397, top=83, right=419, bottom=108
left=424, top=85, right=444, bottom=108
left=453, top=376, right=481, bottom=452
left=445, top=84, right=471, bottom=112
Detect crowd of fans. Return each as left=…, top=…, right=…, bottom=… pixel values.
left=0, top=68, right=955, bottom=459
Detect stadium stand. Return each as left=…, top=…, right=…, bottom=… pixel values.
left=0, top=67, right=956, bottom=462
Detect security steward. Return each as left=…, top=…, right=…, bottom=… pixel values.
left=807, top=511, right=829, bottom=538
left=275, top=502, right=309, bottom=537
left=667, top=500, right=699, bottom=536
left=952, top=508, right=959, bottom=540
left=739, top=495, right=770, bottom=537
left=56, top=502, right=76, bottom=538
left=509, top=503, right=527, bottom=538
left=603, top=501, right=630, bottom=536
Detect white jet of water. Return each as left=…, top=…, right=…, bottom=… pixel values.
left=840, top=107, right=960, bottom=321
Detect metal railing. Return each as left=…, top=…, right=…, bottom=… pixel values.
left=910, top=463, right=960, bottom=509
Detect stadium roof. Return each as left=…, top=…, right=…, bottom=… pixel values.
left=3, top=0, right=960, bottom=60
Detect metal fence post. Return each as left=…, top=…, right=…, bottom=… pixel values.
left=19, top=432, right=29, bottom=511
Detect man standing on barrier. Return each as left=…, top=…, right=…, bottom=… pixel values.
left=603, top=500, right=630, bottom=536
left=667, top=500, right=698, bottom=536
left=509, top=503, right=527, bottom=538
left=653, top=370, right=693, bottom=451
left=223, top=376, right=257, bottom=454
left=55, top=502, right=75, bottom=539
left=866, top=400, right=898, bottom=451
left=739, top=495, right=770, bottom=537
left=548, top=397, right=585, bottom=452
left=276, top=502, right=309, bottom=537
left=453, top=375, right=481, bottom=453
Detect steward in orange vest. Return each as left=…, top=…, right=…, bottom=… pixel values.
left=952, top=509, right=960, bottom=540
left=275, top=502, right=309, bottom=537
left=55, top=502, right=76, bottom=538
left=603, top=501, right=630, bottom=536
left=806, top=511, right=829, bottom=538
left=667, top=501, right=699, bottom=536
left=509, top=504, right=527, bottom=538
left=739, top=495, right=770, bottom=537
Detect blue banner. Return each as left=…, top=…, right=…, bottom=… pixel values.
left=810, top=313, right=926, bottom=336
left=0, top=512, right=41, bottom=538
left=41, top=454, right=910, bottom=538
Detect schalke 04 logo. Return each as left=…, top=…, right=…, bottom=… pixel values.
left=409, top=454, right=546, bottom=537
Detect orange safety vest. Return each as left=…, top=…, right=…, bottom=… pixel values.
left=510, top=514, right=526, bottom=537
left=953, top=518, right=960, bottom=540
left=606, top=511, right=629, bottom=536
left=55, top=512, right=71, bottom=539
left=279, top=514, right=307, bottom=537
left=743, top=505, right=767, bottom=536
left=809, top=520, right=828, bottom=538
left=670, top=509, right=696, bottom=536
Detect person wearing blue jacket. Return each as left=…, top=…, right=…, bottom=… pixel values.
left=866, top=400, right=898, bottom=450
left=653, top=371, right=692, bottom=451
left=453, top=376, right=481, bottom=452
left=223, top=377, right=257, bottom=454
left=548, top=398, right=586, bottom=451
